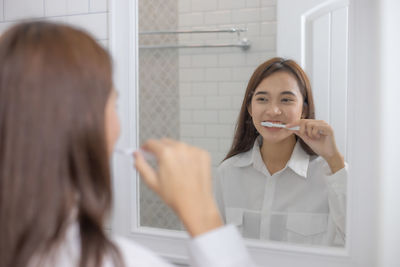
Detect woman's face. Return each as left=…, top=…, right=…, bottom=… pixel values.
left=248, top=71, right=304, bottom=144
left=105, top=89, right=121, bottom=155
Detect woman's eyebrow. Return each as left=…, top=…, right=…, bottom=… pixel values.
left=254, top=91, right=269, bottom=96
left=280, top=91, right=297, bottom=96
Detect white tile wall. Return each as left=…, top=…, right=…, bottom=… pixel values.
left=179, top=12, right=203, bottom=26
left=192, top=0, right=217, bottom=12
left=206, top=124, right=233, bottom=138
left=232, top=8, right=260, bottom=23
left=67, top=0, right=89, bottom=15
left=204, top=10, right=231, bottom=25
left=178, top=0, right=277, bottom=167
left=261, top=0, right=276, bottom=6
left=89, top=0, right=107, bottom=13
left=219, top=82, right=247, bottom=95
left=178, top=0, right=191, bottom=13
left=179, top=68, right=205, bottom=82
left=261, top=21, right=276, bottom=35
left=0, top=0, right=4, bottom=21
left=192, top=54, right=218, bottom=67
left=219, top=110, right=238, bottom=123
left=193, top=110, right=219, bottom=123
left=218, top=0, right=246, bottom=10
left=179, top=82, right=192, bottom=96
left=218, top=53, right=247, bottom=67
left=192, top=137, right=219, bottom=152
left=66, top=13, right=108, bottom=40
left=180, top=96, right=205, bottom=109
left=181, top=124, right=205, bottom=137
left=246, top=0, right=261, bottom=8
left=5, top=0, right=44, bottom=20
left=260, top=6, right=276, bottom=21
left=205, top=67, right=231, bottom=81
left=45, top=0, right=67, bottom=17
left=192, top=82, right=218, bottom=96
left=1, top=0, right=108, bottom=43
left=180, top=110, right=192, bottom=123
left=205, top=96, right=232, bottom=109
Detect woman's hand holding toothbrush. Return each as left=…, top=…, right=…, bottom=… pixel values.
left=286, top=119, right=345, bottom=174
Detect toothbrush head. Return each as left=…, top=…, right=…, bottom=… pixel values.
left=261, top=121, right=286, bottom=128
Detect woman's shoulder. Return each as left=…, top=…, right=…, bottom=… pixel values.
left=111, top=236, right=173, bottom=267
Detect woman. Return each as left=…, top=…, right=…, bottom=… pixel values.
left=215, top=58, right=347, bottom=246
left=0, top=22, right=254, bottom=267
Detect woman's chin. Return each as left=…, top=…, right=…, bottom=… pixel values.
left=260, top=132, right=294, bottom=144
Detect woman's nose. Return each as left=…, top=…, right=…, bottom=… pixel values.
left=265, top=104, right=282, bottom=115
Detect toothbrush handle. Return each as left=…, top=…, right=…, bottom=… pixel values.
left=286, top=126, right=300, bottom=131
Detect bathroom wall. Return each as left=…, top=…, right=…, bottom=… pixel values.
left=177, top=0, right=277, bottom=167
left=0, top=0, right=108, bottom=47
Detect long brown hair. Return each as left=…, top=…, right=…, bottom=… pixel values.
left=0, top=22, right=123, bottom=267
left=224, top=57, right=316, bottom=160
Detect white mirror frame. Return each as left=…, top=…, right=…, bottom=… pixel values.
left=109, top=0, right=399, bottom=266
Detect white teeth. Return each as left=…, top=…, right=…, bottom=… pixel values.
left=261, top=121, right=300, bottom=131
left=261, top=121, right=286, bottom=128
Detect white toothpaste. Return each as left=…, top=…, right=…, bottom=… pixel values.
left=261, top=121, right=300, bottom=131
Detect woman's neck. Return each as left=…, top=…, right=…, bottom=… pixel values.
left=260, top=135, right=297, bottom=175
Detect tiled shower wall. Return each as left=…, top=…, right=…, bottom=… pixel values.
left=138, top=0, right=183, bottom=230
left=178, top=0, right=277, bottom=167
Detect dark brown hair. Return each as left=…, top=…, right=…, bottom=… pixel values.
left=0, top=22, right=123, bottom=267
left=224, top=57, right=316, bottom=160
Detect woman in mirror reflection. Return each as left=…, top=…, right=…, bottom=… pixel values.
left=215, top=58, right=347, bottom=246
left=0, top=22, right=255, bottom=267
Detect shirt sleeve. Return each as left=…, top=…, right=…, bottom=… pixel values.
left=323, top=162, right=348, bottom=239
left=112, top=236, right=175, bottom=267
left=188, top=225, right=257, bottom=267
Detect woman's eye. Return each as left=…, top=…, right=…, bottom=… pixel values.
left=281, top=98, right=294, bottom=103
left=256, top=97, right=268, bottom=102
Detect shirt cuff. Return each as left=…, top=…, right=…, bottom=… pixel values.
left=323, top=162, right=348, bottom=200
left=188, top=224, right=255, bottom=267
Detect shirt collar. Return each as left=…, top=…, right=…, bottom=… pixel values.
left=232, top=136, right=310, bottom=178
left=286, top=141, right=310, bottom=178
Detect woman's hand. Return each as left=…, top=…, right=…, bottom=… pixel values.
left=134, top=138, right=223, bottom=237
left=286, top=119, right=345, bottom=173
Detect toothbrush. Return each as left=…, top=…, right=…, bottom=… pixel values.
left=261, top=121, right=300, bottom=131
left=114, top=147, right=156, bottom=162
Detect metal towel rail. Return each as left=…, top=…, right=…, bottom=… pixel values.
left=139, top=28, right=247, bottom=35
left=139, top=27, right=251, bottom=51
left=139, top=39, right=250, bottom=50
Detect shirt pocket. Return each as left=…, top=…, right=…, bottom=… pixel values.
left=226, top=207, right=261, bottom=239
left=226, top=207, right=244, bottom=226
left=286, top=213, right=328, bottom=244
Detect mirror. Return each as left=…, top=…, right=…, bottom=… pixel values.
left=137, top=0, right=348, bottom=248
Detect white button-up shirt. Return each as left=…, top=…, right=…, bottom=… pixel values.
left=215, top=137, right=347, bottom=246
